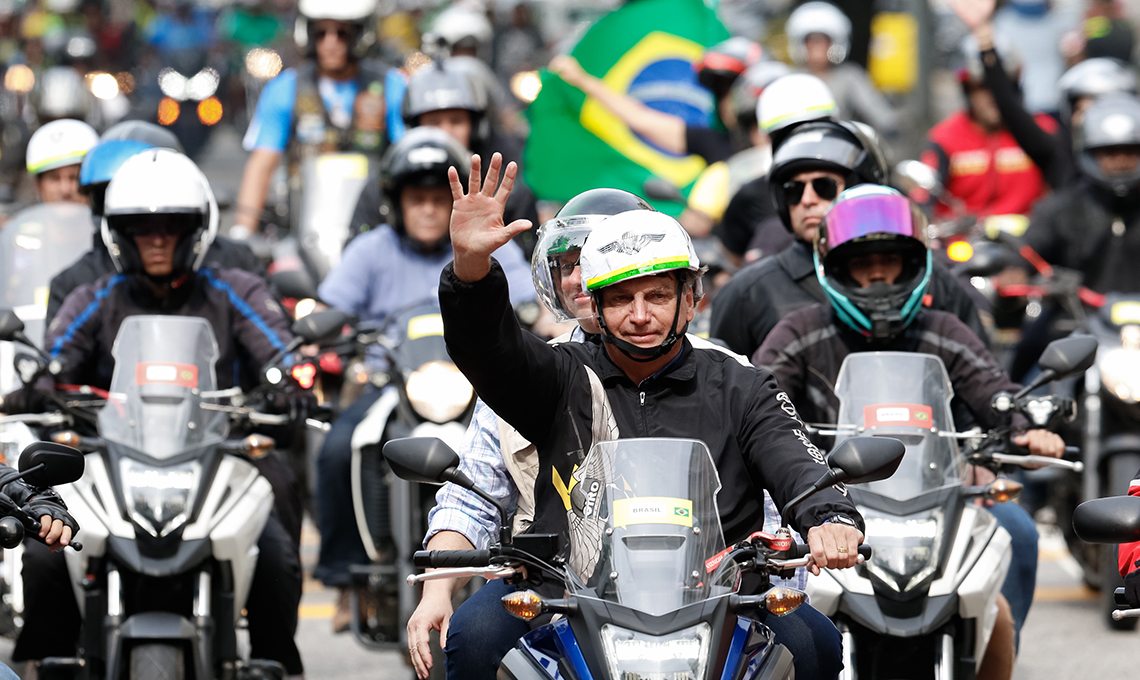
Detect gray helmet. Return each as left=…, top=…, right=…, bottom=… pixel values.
left=101, top=120, right=185, bottom=153
left=1058, top=58, right=1139, bottom=124
left=1077, top=93, right=1140, bottom=196
left=402, top=60, right=489, bottom=145
left=33, top=66, right=91, bottom=121
left=728, top=60, right=792, bottom=131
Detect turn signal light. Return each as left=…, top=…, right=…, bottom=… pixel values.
left=158, top=97, right=180, bottom=125
left=986, top=478, right=1023, bottom=504
left=197, top=96, right=223, bottom=126
left=51, top=431, right=82, bottom=447
left=242, top=434, right=276, bottom=459
left=291, top=363, right=317, bottom=390
left=764, top=587, right=807, bottom=617
left=501, top=590, right=545, bottom=620
left=947, top=240, right=974, bottom=263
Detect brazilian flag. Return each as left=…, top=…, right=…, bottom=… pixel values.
left=524, top=0, right=729, bottom=216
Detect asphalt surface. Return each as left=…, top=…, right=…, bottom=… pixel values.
left=0, top=126, right=1130, bottom=678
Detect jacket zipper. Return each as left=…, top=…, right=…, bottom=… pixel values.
left=639, top=391, right=648, bottom=435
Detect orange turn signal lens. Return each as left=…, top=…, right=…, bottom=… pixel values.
left=51, top=431, right=81, bottom=447
left=158, top=97, right=180, bottom=125
left=764, top=587, right=807, bottom=617
left=947, top=240, right=974, bottom=263
left=242, top=434, right=276, bottom=459
left=986, top=478, right=1023, bottom=504
left=501, top=590, right=545, bottom=621
left=197, top=96, right=223, bottom=126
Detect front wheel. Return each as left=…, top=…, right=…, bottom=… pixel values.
left=129, top=643, right=185, bottom=680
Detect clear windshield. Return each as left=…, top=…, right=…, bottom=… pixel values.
left=565, top=439, right=736, bottom=616
left=98, top=316, right=229, bottom=459
left=0, top=203, right=93, bottom=346
left=298, top=153, right=374, bottom=280
left=387, top=299, right=450, bottom=372
left=833, top=353, right=966, bottom=500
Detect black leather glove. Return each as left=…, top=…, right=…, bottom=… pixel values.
left=0, top=469, right=81, bottom=539
left=0, top=387, right=52, bottom=415
left=1125, top=566, right=1140, bottom=609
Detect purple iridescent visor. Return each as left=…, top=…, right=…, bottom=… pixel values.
left=821, top=189, right=919, bottom=254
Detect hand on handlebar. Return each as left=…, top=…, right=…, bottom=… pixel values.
left=1013, top=429, right=1065, bottom=464
left=38, top=514, right=72, bottom=552
left=806, top=523, right=864, bottom=575
left=1125, top=570, right=1140, bottom=610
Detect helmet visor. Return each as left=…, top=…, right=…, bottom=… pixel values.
left=531, top=217, right=602, bottom=322
left=822, top=191, right=920, bottom=255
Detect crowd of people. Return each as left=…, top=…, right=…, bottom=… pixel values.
left=4, top=0, right=1140, bottom=679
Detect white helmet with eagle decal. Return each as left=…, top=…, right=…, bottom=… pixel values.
left=579, top=210, right=701, bottom=361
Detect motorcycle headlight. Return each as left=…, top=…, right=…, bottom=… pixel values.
left=600, top=623, right=710, bottom=680
left=1101, top=347, right=1140, bottom=404
left=120, top=458, right=200, bottom=537
left=405, top=361, right=473, bottom=423
left=862, top=507, right=944, bottom=593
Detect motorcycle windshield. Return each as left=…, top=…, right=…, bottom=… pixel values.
left=567, top=438, right=736, bottom=616
left=298, top=153, right=374, bottom=280
left=0, top=203, right=93, bottom=347
left=98, top=316, right=229, bottom=459
left=834, top=352, right=966, bottom=500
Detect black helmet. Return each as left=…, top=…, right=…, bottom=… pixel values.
left=402, top=60, right=490, bottom=146
left=532, top=188, right=656, bottom=322
left=100, top=120, right=185, bottom=153
left=380, top=126, right=469, bottom=248
left=769, top=121, right=887, bottom=230
left=694, top=37, right=763, bottom=101
left=1076, top=93, right=1140, bottom=197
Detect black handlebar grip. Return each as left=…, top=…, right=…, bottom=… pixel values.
left=1116, top=587, right=1128, bottom=607
left=859, top=544, right=872, bottom=559
left=413, top=550, right=491, bottom=569
left=784, top=543, right=871, bottom=559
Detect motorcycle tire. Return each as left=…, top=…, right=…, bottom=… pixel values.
left=130, top=643, right=185, bottom=680
left=1103, top=454, right=1140, bottom=630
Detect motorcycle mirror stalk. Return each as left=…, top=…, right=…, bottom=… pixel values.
left=780, top=436, right=906, bottom=528
left=1012, top=336, right=1098, bottom=399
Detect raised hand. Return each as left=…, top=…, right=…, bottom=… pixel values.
left=947, top=0, right=995, bottom=34
left=449, top=153, right=532, bottom=282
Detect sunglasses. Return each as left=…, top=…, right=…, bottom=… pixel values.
left=782, top=177, right=840, bottom=206
left=314, top=27, right=352, bottom=42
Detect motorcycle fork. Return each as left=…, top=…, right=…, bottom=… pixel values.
left=104, top=566, right=124, bottom=679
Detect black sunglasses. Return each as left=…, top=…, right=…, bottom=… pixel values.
left=314, top=27, right=352, bottom=42
left=782, top=177, right=840, bottom=205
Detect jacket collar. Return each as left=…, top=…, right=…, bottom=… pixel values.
left=777, top=240, right=818, bottom=282
left=594, top=337, right=697, bottom=386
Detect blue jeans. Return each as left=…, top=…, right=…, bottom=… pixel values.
left=314, top=389, right=386, bottom=587
left=988, top=501, right=1038, bottom=649
left=444, top=579, right=844, bottom=680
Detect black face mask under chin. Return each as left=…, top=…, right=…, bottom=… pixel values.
left=592, top=281, right=687, bottom=364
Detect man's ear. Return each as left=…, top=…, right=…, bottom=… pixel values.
left=683, top=286, right=695, bottom=324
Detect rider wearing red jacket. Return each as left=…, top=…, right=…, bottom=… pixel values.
left=921, top=52, right=1055, bottom=221
left=1120, top=472, right=1140, bottom=604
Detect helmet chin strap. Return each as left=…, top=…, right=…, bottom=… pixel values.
left=592, top=278, right=687, bottom=364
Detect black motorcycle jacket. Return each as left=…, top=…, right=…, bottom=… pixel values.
left=754, top=304, right=1018, bottom=429
left=45, top=267, right=292, bottom=391
left=45, top=233, right=266, bottom=330
left=439, top=260, right=863, bottom=554
left=709, top=240, right=988, bottom=358
left=1026, top=177, right=1140, bottom=293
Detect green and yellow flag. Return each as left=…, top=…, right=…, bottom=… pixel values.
left=523, top=0, right=729, bottom=216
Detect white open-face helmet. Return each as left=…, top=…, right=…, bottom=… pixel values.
left=757, top=73, right=839, bottom=145
left=294, top=0, right=378, bottom=56
left=580, top=210, right=701, bottom=361
left=26, top=118, right=98, bottom=175
left=427, top=6, right=494, bottom=54
left=786, top=1, right=851, bottom=66
left=100, top=149, right=218, bottom=275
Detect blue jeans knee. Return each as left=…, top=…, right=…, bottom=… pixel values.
left=988, top=501, right=1038, bottom=646
left=764, top=604, right=844, bottom=680
left=444, top=579, right=531, bottom=680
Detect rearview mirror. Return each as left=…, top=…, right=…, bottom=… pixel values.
left=383, top=437, right=463, bottom=485
left=270, top=269, right=319, bottom=301
left=0, top=309, right=25, bottom=342
left=826, top=436, right=906, bottom=485
left=1073, top=496, right=1140, bottom=544
left=18, top=442, right=85, bottom=487
left=894, top=160, right=943, bottom=194
left=291, top=309, right=349, bottom=344
left=641, top=177, right=684, bottom=204
left=1038, top=336, right=1098, bottom=381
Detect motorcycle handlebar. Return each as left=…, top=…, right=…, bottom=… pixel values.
left=413, top=549, right=491, bottom=569
left=783, top=543, right=872, bottom=560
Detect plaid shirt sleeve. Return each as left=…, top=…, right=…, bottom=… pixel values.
left=763, top=490, right=808, bottom=591
left=425, top=398, right=519, bottom=550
